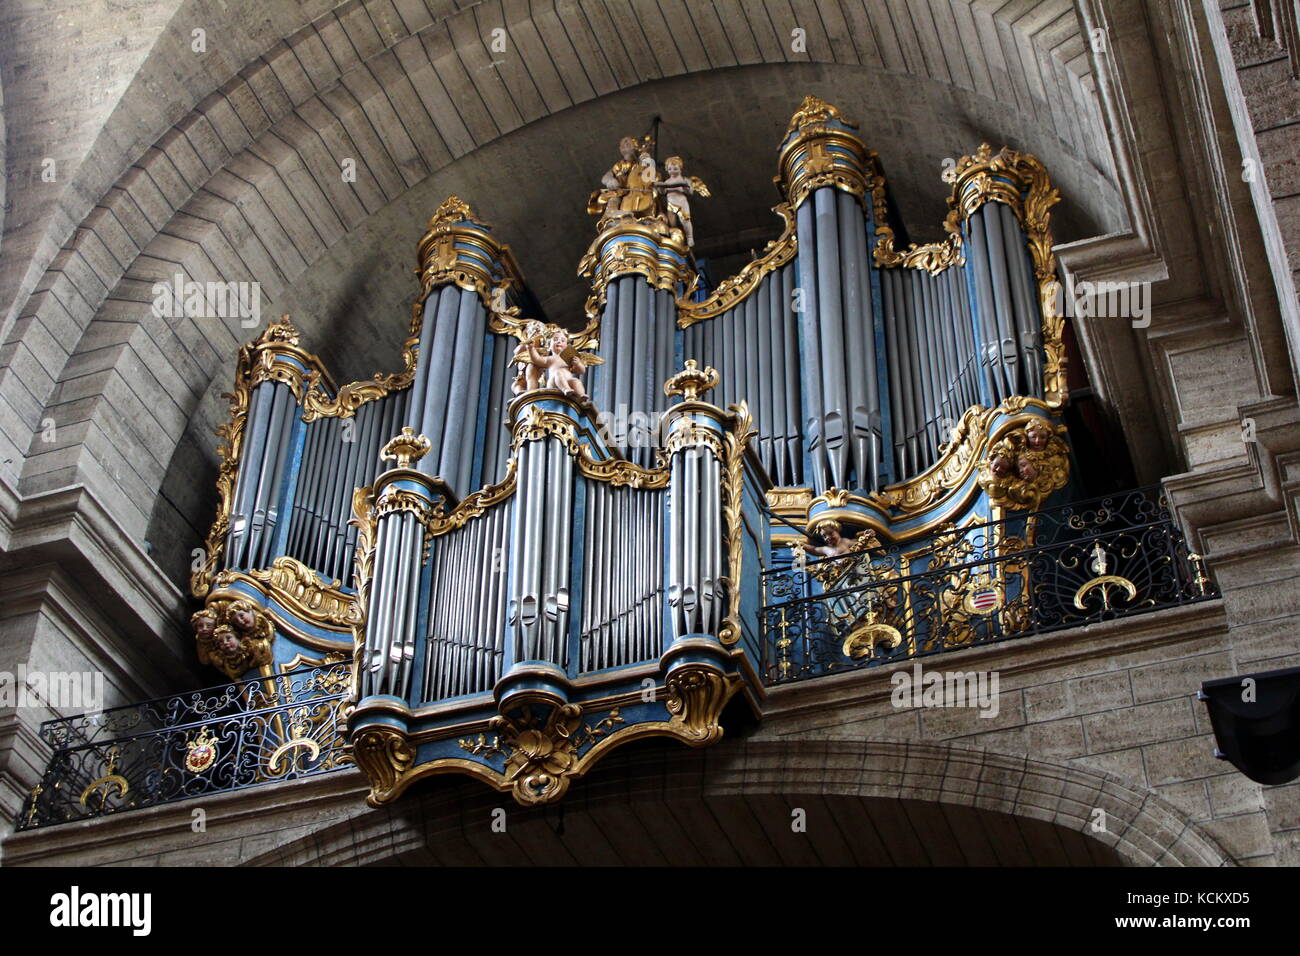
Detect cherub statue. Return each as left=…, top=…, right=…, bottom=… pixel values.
left=657, top=156, right=710, bottom=247
left=806, top=520, right=877, bottom=558
left=522, top=327, right=602, bottom=398
left=511, top=320, right=547, bottom=394
left=977, top=418, right=1069, bottom=509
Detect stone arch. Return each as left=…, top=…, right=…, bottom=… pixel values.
left=3, top=1, right=1125, bottom=591
left=245, top=739, right=1233, bottom=866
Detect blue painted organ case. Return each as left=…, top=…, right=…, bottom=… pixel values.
left=193, top=96, right=1076, bottom=806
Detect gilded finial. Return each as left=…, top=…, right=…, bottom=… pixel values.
left=785, top=95, right=856, bottom=136
left=255, top=314, right=300, bottom=346
left=664, top=359, right=719, bottom=402
left=381, top=427, right=432, bottom=469
left=426, top=195, right=485, bottom=229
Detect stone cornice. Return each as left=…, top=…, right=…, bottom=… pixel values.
left=0, top=769, right=369, bottom=866
left=0, top=484, right=198, bottom=694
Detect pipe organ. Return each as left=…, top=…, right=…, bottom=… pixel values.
left=190, top=96, right=1077, bottom=807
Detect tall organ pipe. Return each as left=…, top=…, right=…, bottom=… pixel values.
left=795, top=202, right=828, bottom=490
left=813, top=188, right=848, bottom=490
left=842, top=190, right=881, bottom=490
left=997, top=202, right=1043, bottom=396
left=780, top=263, right=802, bottom=485
left=418, top=287, right=460, bottom=461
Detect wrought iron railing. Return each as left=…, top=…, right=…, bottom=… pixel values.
left=760, top=488, right=1218, bottom=684
left=18, top=663, right=352, bottom=830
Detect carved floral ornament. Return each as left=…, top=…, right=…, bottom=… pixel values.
left=213, top=557, right=361, bottom=633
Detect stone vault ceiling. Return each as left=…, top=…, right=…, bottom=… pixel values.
left=0, top=0, right=1122, bottom=579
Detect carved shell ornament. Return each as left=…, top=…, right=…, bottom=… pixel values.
left=975, top=418, right=1070, bottom=510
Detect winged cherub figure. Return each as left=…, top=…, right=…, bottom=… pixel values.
left=523, top=327, right=602, bottom=398
left=657, top=156, right=710, bottom=247
left=511, top=319, right=548, bottom=394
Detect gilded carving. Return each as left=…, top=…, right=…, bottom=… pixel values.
left=717, top=401, right=757, bottom=646
left=775, top=96, right=870, bottom=211
left=219, top=557, right=361, bottom=630
left=976, top=418, right=1070, bottom=510
left=676, top=204, right=797, bottom=326
left=665, top=667, right=736, bottom=745
left=380, top=427, right=431, bottom=468
left=478, top=704, right=626, bottom=806
left=578, top=219, right=695, bottom=324
left=191, top=598, right=275, bottom=679
left=352, top=726, right=417, bottom=804
left=663, top=359, right=720, bottom=402
left=512, top=405, right=670, bottom=489
left=661, top=421, right=726, bottom=461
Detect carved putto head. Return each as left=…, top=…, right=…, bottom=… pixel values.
left=813, top=519, right=843, bottom=546
left=1025, top=418, right=1052, bottom=450
left=192, top=598, right=274, bottom=679
left=976, top=417, right=1069, bottom=510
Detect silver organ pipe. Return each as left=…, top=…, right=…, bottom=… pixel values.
left=480, top=331, right=514, bottom=484
left=840, top=189, right=878, bottom=491
left=421, top=499, right=512, bottom=702
left=271, top=388, right=411, bottom=586
left=794, top=200, right=828, bottom=489
left=417, top=287, right=460, bottom=461
left=681, top=264, right=803, bottom=488
left=665, top=428, right=725, bottom=642
left=591, top=274, right=679, bottom=469
left=361, top=499, right=422, bottom=701
left=680, top=192, right=1045, bottom=492
left=779, top=263, right=802, bottom=483
left=225, top=381, right=271, bottom=567
left=506, top=436, right=574, bottom=667
left=997, top=202, right=1044, bottom=396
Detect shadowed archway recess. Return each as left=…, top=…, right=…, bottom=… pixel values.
left=245, top=739, right=1228, bottom=866
left=0, top=1, right=1119, bottom=605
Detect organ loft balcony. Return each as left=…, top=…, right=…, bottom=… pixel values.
left=15, top=97, right=1220, bottom=832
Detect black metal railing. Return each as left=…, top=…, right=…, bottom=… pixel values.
left=18, top=663, right=352, bottom=830
left=760, top=488, right=1218, bottom=684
